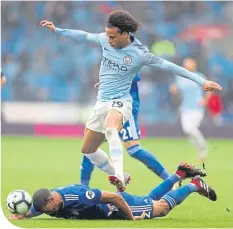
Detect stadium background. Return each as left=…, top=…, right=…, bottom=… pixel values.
left=1, top=1, right=233, bottom=228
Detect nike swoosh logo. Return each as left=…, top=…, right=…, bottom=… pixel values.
left=104, top=47, right=109, bottom=51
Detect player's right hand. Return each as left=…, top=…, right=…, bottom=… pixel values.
left=202, top=80, right=222, bottom=92
left=39, top=20, right=56, bottom=33
left=8, top=214, right=25, bottom=220
left=134, top=211, right=146, bottom=220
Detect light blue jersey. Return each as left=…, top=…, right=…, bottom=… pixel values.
left=176, top=72, right=206, bottom=112
left=54, top=28, right=206, bottom=101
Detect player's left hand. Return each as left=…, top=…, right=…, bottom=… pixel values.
left=8, top=214, right=25, bottom=220
left=202, top=81, right=222, bottom=91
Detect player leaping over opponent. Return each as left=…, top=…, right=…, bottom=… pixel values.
left=9, top=162, right=216, bottom=220
left=40, top=10, right=222, bottom=192
left=81, top=72, right=170, bottom=187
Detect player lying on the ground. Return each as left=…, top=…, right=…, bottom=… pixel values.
left=9, top=162, right=216, bottom=220
left=81, top=73, right=170, bottom=188
left=40, top=10, right=222, bottom=192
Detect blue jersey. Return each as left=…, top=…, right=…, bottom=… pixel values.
left=54, top=28, right=206, bottom=101
left=30, top=184, right=110, bottom=219
left=176, top=72, right=206, bottom=112
left=30, top=184, right=154, bottom=220
left=118, top=73, right=140, bottom=142
left=131, top=72, right=140, bottom=117
left=110, top=192, right=154, bottom=220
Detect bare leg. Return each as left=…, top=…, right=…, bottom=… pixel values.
left=81, top=128, right=115, bottom=176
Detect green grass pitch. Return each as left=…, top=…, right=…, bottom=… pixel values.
left=2, top=136, right=233, bottom=228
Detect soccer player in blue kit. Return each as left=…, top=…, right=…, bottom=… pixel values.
left=80, top=72, right=170, bottom=187
left=9, top=163, right=216, bottom=220
left=40, top=10, right=222, bottom=192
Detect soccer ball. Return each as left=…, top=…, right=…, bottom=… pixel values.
left=6, top=190, right=32, bottom=215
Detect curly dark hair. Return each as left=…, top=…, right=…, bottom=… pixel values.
left=107, top=10, right=140, bottom=34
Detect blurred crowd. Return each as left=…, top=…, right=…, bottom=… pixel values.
left=1, top=1, right=233, bottom=124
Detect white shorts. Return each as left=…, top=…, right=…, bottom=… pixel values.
left=86, top=98, right=132, bottom=133
left=180, top=110, right=204, bottom=132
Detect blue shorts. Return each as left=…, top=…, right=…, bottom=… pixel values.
left=119, top=113, right=140, bottom=142
left=110, top=192, right=154, bottom=219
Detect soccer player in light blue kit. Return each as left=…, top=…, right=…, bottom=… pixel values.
left=170, top=58, right=212, bottom=162
left=9, top=163, right=216, bottom=220
left=80, top=72, right=170, bottom=187
left=40, top=10, right=221, bottom=192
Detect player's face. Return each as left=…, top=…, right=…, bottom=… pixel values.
left=42, top=198, right=62, bottom=213
left=183, top=59, right=197, bottom=72
left=106, top=27, right=128, bottom=49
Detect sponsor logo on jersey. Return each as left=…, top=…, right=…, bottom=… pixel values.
left=102, top=57, right=128, bottom=72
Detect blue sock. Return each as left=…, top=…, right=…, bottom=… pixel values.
left=148, top=174, right=180, bottom=200
left=128, top=145, right=170, bottom=180
left=162, top=184, right=198, bottom=209
left=80, top=156, right=94, bottom=186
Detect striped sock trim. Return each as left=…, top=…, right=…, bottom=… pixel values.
left=127, top=144, right=141, bottom=155
left=162, top=195, right=177, bottom=209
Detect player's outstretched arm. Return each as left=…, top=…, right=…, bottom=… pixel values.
left=100, top=191, right=135, bottom=220
left=8, top=210, right=40, bottom=220
left=143, top=52, right=222, bottom=92
left=39, top=20, right=100, bottom=44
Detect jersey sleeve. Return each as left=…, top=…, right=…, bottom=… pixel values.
left=28, top=204, right=43, bottom=217
left=143, top=51, right=206, bottom=86
left=79, top=188, right=102, bottom=206
left=55, top=28, right=102, bottom=45
left=143, top=51, right=164, bottom=68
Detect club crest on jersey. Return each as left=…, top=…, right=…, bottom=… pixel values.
left=123, top=56, right=132, bottom=65
left=86, top=191, right=95, bottom=200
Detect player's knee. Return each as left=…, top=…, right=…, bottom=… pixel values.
left=105, top=127, right=119, bottom=142
left=182, top=125, right=195, bottom=136
left=81, top=144, right=97, bottom=154
left=126, top=142, right=140, bottom=156
left=154, top=200, right=170, bottom=217
left=125, top=140, right=140, bottom=151
left=81, top=145, right=90, bottom=154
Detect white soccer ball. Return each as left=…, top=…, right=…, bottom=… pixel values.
left=6, top=190, right=32, bottom=215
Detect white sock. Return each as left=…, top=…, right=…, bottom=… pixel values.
left=188, top=128, right=207, bottom=160
left=84, top=148, right=115, bottom=175
left=105, top=127, right=124, bottom=182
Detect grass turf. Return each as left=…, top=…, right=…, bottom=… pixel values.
left=1, top=136, right=233, bottom=228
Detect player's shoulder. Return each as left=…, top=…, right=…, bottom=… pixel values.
left=53, top=184, right=84, bottom=193
left=132, top=37, right=150, bottom=55
left=133, top=44, right=150, bottom=53
left=98, top=32, right=108, bottom=43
